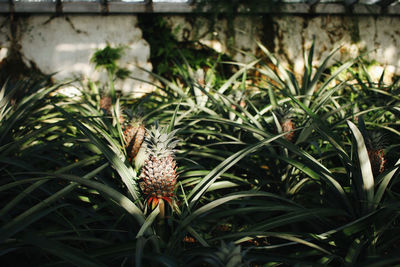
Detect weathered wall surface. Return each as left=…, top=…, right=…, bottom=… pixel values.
left=0, top=17, right=10, bottom=62
left=1, top=15, right=153, bottom=96
left=272, top=16, right=399, bottom=80
left=0, top=14, right=399, bottom=95
left=164, top=15, right=400, bottom=81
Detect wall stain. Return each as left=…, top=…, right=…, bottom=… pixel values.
left=0, top=15, right=48, bottom=85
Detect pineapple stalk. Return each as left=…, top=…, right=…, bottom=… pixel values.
left=158, top=198, right=165, bottom=220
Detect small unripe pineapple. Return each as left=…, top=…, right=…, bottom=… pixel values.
left=275, top=105, right=296, bottom=142
left=100, top=95, right=125, bottom=124
left=365, top=131, right=387, bottom=176
left=122, top=120, right=146, bottom=162
left=281, top=118, right=295, bottom=142
left=100, top=96, right=112, bottom=114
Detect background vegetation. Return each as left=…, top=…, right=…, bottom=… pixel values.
left=1, top=36, right=399, bottom=266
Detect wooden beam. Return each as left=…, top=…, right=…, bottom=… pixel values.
left=0, top=0, right=399, bottom=15
left=14, top=1, right=56, bottom=12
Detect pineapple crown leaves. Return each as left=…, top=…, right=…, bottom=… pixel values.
left=123, top=115, right=144, bottom=129
left=124, top=107, right=145, bottom=123
left=144, top=124, right=179, bottom=158
left=214, top=241, right=247, bottom=267
left=365, top=131, right=387, bottom=151
left=90, top=44, right=131, bottom=80
left=90, top=45, right=124, bottom=74
left=273, top=104, right=295, bottom=123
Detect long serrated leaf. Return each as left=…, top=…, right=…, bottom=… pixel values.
left=136, top=66, right=195, bottom=107
left=187, top=134, right=284, bottom=209
left=301, top=38, right=315, bottom=94
left=51, top=173, right=145, bottom=225
left=257, top=41, right=297, bottom=95
left=54, top=105, right=142, bottom=207
left=374, top=159, right=400, bottom=208
left=347, top=120, right=374, bottom=212
left=168, top=191, right=299, bottom=253
left=136, top=206, right=159, bottom=238
left=0, top=156, right=100, bottom=217
left=0, top=164, right=108, bottom=241
left=168, top=101, right=181, bottom=133
left=218, top=60, right=260, bottom=94
left=230, top=231, right=332, bottom=255
left=24, top=233, right=106, bottom=267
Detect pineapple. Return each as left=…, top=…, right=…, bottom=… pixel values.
left=365, top=131, right=387, bottom=176
left=122, top=119, right=146, bottom=162
left=139, top=124, right=179, bottom=210
left=99, top=95, right=125, bottom=124
left=99, top=95, right=112, bottom=114
left=275, top=105, right=296, bottom=142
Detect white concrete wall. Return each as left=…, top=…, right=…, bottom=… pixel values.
left=273, top=16, right=399, bottom=81
left=0, top=17, right=9, bottom=62
left=2, top=15, right=153, bottom=97
left=164, top=15, right=400, bottom=81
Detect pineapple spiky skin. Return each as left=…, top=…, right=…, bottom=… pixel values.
left=123, top=121, right=146, bottom=162
left=100, top=95, right=125, bottom=124
left=281, top=118, right=295, bottom=142
left=130, top=124, right=146, bottom=160
left=100, top=96, right=112, bottom=114
left=139, top=124, right=179, bottom=209
left=368, top=149, right=386, bottom=176
left=141, top=155, right=177, bottom=209
left=123, top=124, right=138, bottom=146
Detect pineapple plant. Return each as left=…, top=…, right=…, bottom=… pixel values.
left=365, top=131, right=387, bottom=176
left=275, top=105, right=296, bottom=142
left=139, top=124, right=179, bottom=212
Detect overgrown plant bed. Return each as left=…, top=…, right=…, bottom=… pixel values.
left=1, top=43, right=399, bottom=267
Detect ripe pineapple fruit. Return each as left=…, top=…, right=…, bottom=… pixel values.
left=275, top=105, right=296, bottom=142
left=139, top=124, right=179, bottom=210
left=365, top=131, right=387, bottom=176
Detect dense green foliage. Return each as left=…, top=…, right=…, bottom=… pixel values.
left=1, top=42, right=399, bottom=266
left=138, top=15, right=233, bottom=80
